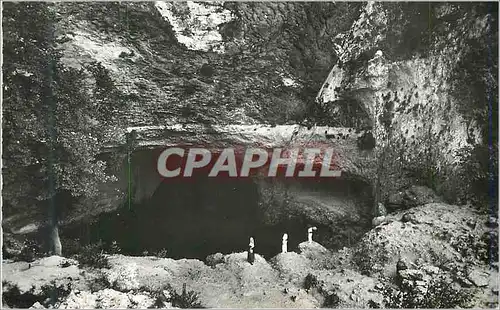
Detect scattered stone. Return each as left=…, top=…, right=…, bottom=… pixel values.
left=96, top=289, right=135, bottom=308
left=467, top=269, right=490, bottom=287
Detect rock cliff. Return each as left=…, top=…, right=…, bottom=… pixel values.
left=2, top=1, right=497, bottom=262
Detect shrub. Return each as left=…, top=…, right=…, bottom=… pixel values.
left=76, top=242, right=110, bottom=269
left=109, top=240, right=122, bottom=255
left=2, top=280, right=71, bottom=308
left=149, top=285, right=172, bottom=309
left=61, top=237, right=82, bottom=257
left=40, top=280, right=72, bottom=307
left=149, top=283, right=203, bottom=309
left=322, top=293, right=340, bottom=308
left=304, top=273, right=319, bottom=290
left=357, top=131, right=376, bottom=150
left=88, top=273, right=111, bottom=293
left=17, top=239, right=44, bottom=263
left=383, top=275, right=474, bottom=308
left=170, top=283, right=203, bottom=309
left=352, top=241, right=390, bottom=276
left=155, top=248, right=168, bottom=258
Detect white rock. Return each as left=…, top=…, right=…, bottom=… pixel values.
left=29, top=302, right=46, bottom=309
left=95, top=289, right=131, bottom=309
left=58, top=290, right=97, bottom=309
left=106, top=262, right=140, bottom=291
left=467, top=269, right=490, bottom=287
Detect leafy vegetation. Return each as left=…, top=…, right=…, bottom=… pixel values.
left=303, top=273, right=319, bottom=290
left=352, top=241, right=390, bottom=276
left=3, top=2, right=127, bottom=255
left=171, top=283, right=203, bottom=309
left=383, top=276, right=474, bottom=308
left=17, top=239, right=45, bottom=263
left=76, top=242, right=111, bottom=269
left=150, top=283, right=203, bottom=309
left=2, top=281, right=71, bottom=309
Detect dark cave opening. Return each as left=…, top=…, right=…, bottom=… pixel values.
left=62, top=148, right=374, bottom=261
left=71, top=175, right=317, bottom=260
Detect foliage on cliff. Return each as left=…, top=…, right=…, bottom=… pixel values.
left=2, top=3, right=125, bottom=222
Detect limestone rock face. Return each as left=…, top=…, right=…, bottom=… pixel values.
left=351, top=203, right=496, bottom=278
left=316, top=2, right=497, bottom=202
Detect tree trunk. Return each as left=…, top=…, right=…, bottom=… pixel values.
left=50, top=224, right=62, bottom=256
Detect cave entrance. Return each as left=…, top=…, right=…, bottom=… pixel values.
left=87, top=175, right=310, bottom=260
left=64, top=148, right=373, bottom=261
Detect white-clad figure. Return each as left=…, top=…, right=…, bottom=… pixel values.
left=247, top=237, right=255, bottom=264
left=308, top=227, right=317, bottom=243
left=282, top=233, right=288, bottom=253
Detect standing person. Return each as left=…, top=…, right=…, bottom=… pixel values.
left=282, top=233, right=288, bottom=253
left=308, top=227, right=317, bottom=243
left=247, top=237, right=255, bottom=264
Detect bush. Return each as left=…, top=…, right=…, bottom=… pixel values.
left=352, top=242, right=390, bottom=276
left=149, top=285, right=171, bottom=309
left=40, top=280, right=72, bottom=307
left=322, top=293, right=340, bottom=308
left=88, top=273, right=111, bottom=293
left=2, top=280, right=71, bottom=308
left=149, top=283, right=203, bottom=309
left=17, top=239, right=44, bottom=263
left=171, top=283, right=203, bottom=308
left=304, top=273, right=319, bottom=290
left=108, top=240, right=122, bottom=255
left=155, top=248, right=168, bottom=258
left=76, top=242, right=110, bottom=269
left=61, top=237, right=82, bottom=257
left=383, top=275, right=474, bottom=308
left=357, top=131, right=376, bottom=150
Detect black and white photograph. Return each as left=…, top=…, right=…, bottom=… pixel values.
left=1, top=1, right=499, bottom=308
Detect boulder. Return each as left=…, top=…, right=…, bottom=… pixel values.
left=467, top=269, right=490, bottom=287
